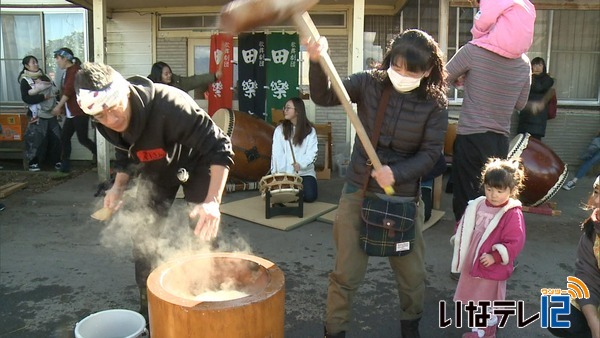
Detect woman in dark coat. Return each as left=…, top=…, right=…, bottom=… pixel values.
left=517, top=57, right=555, bottom=140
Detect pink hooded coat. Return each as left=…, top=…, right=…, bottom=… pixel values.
left=470, top=0, right=536, bottom=59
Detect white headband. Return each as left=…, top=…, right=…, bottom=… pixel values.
left=77, top=72, right=130, bottom=115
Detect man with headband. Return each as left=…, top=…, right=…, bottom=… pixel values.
left=75, top=62, right=233, bottom=321
left=52, top=47, right=97, bottom=176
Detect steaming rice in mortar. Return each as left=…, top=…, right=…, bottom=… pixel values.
left=166, top=259, right=262, bottom=302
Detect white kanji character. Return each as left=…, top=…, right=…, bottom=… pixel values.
left=270, top=80, right=289, bottom=99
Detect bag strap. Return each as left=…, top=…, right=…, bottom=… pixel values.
left=362, top=85, right=392, bottom=192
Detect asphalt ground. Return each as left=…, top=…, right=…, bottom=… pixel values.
left=0, top=163, right=597, bottom=338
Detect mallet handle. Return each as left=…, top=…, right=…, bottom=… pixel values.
left=292, top=12, right=394, bottom=195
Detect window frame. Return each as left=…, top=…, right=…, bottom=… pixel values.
left=0, top=7, right=88, bottom=105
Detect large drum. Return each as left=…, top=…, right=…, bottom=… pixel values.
left=259, top=173, right=303, bottom=203
left=508, top=133, right=568, bottom=206
left=444, top=120, right=458, bottom=157
left=212, top=108, right=274, bottom=181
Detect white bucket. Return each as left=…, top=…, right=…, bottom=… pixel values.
left=74, top=309, right=148, bottom=338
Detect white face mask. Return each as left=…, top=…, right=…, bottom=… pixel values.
left=387, top=67, right=423, bottom=93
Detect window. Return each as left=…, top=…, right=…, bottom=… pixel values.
left=0, top=8, right=88, bottom=104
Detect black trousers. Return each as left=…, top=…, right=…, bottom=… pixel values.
left=60, top=115, right=96, bottom=172
left=451, top=132, right=509, bottom=221
left=24, top=117, right=62, bottom=166
left=132, top=174, right=210, bottom=288
left=301, top=175, right=318, bottom=202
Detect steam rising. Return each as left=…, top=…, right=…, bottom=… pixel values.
left=99, top=178, right=255, bottom=300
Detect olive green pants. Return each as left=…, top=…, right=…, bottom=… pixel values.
left=325, top=184, right=426, bottom=334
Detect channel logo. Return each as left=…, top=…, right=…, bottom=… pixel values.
left=565, top=276, right=590, bottom=299
left=439, top=276, right=590, bottom=330
left=540, top=276, right=590, bottom=329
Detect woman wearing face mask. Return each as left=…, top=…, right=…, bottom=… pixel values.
left=305, top=29, right=448, bottom=338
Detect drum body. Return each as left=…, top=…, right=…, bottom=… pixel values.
left=259, top=173, right=303, bottom=203
left=508, top=133, right=568, bottom=206
left=212, top=108, right=274, bottom=181
left=444, top=121, right=458, bottom=157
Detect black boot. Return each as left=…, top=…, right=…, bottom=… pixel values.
left=400, top=318, right=421, bottom=338
left=324, top=326, right=346, bottom=338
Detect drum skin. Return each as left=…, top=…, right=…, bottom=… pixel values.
left=508, top=133, right=568, bottom=207
left=212, top=108, right=274, bottom=181
left=259, top=173, right=303, bottom=203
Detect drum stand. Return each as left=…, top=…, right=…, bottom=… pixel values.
left=522, top=201, right=561, bottom=216
left=265, top=190, right=304, bottom=219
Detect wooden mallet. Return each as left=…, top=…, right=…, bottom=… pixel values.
left=220, top=0, right=395, bottom=195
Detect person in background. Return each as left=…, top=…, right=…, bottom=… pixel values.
left=517, top=57, right=555, bottom=140
left=549, top=175, right=600, bottom=338
left=306, top=29, right=448, bottom=338
left=270, top=97, right=319, bottom=202
left=563, top=132, right=600, bottom=191
left=18, top=55, right=62, bottom=172
left=448, top=0, right=534, bottom=222
left=148, top=61, right=222, bottom=94
left=447, top=25, right=531, bottom=222
left=52, top=48, right=96, bottom=176
left=75, top=61, right=233, bottom=322
left=421, top=152, right=447, bottom=222
left=451, top=158, right=526, bottom=338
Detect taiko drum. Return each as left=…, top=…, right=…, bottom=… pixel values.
left=508, top=133, right=568, bottom=207
left=212, top=108, right=274, bottom=181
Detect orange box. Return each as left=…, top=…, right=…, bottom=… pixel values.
left=0, top=113, right=29, bottom=141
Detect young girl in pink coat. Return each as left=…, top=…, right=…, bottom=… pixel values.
left=451, top=158, right=526, bottom=338
left=470, top=0, right=536, bottom=59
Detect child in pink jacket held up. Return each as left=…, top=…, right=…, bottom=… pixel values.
left=470, top=0, right=536, bottom=59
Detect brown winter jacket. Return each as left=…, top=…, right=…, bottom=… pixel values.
left=309, top=62, right=448, bottom=198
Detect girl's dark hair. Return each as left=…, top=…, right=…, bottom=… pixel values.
left=480, top=158, right=526, bottom=198
left=280, top=97, right=313, bottom=146
left=18, top=55, right=40, bottom=82
left=148, top=61, right=170, bottom=84
left=378, top=29, right=448, bottom=107
left=531, top=57, right=547, bottom=75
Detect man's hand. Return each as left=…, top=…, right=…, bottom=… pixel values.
left=190, top=201, right=221, bottom=241
left=104, top=187, right=124, bottom=211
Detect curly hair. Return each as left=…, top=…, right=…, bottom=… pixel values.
left=480, top=158, right=526, bottom=198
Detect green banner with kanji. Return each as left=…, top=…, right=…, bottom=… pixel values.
left=265, top=32, right=299, bottom=123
